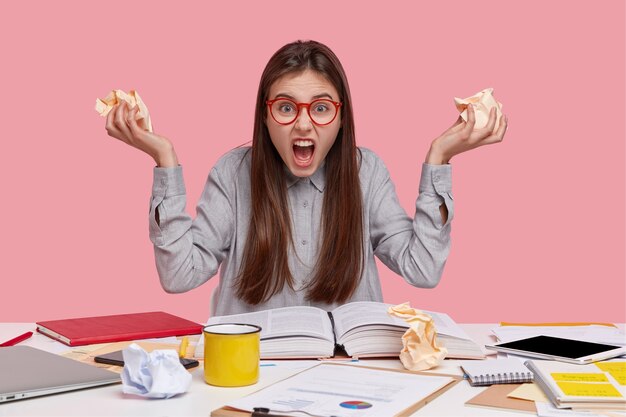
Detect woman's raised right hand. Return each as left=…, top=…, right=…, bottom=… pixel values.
left=105, top=101, right=179, bottom=167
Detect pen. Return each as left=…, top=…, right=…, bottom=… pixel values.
left=0, top=331, right=33, bottom=347
left=178, top=336, right=189, bottom=358
left=319, top=357, right=359, bottom=363
left=251, top=407, right=333, bottom=417
left=251, top=407, right=296, bottom=417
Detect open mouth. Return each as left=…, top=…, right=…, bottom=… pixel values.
left=293, top=139, right=315, bottom=167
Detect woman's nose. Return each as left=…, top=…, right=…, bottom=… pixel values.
left=294, top=107, right=313, bottom=131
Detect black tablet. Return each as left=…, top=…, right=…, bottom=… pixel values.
left=487, top=335, right=626, bottom=364
left=94, top=350, right=199, bottom=369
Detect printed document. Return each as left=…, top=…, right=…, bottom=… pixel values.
left=226, top=363, right=455, bottom=417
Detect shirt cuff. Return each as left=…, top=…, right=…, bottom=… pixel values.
left=419, top=163, right=452, bottom=194
left=152, top=165, right=186, bottom=197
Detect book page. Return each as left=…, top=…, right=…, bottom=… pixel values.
left=331, top=302, right=408, bottom=340
left=434, top=336, right=486, bottom=359
left=206, top=306, right=333, bottom=340
left=331, top=302, right=472, bottom=341
left=422, top=310, right=473, bottom=340
left=194, top=307, right=335, bottom=359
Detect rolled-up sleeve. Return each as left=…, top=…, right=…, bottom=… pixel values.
left=369, top=158, right=453, bottom=289
left=418, top=163, right=454, bottom=230
left=149, top=164, right=234, bottom=293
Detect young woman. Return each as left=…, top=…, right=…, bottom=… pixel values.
left=104, top=40, right=507, bottom=316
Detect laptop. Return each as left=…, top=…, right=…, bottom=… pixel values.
left=0, top=346, right=121, bottom=403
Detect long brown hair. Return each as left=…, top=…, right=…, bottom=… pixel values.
left=236, top=40, right=364, bottom=305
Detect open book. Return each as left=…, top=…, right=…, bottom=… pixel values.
left=194, top=301, right=485, bottom=359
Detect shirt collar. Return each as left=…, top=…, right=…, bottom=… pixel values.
left=284, top=160, right=326, bottom=192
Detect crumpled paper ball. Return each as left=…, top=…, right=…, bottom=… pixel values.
left=95, top=89, right=153, bottom=132
left=120, top=343, right=191, bottom=399
left=454, top=88, right=503, bottom=130
left=388, top=303, right=447, bottom=371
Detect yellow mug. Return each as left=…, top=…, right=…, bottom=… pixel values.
left=203, top=323, right=261, bottom=387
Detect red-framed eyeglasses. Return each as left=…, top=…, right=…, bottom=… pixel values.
left=266, top=98, right=342, bottom=126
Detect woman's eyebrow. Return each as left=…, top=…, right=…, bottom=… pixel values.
left=312, top=93, right=334, bottom=100
left=273, top=92, right=335, bottom=100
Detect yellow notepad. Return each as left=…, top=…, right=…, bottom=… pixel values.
left=596, top=361, right=626, bottom=385
left=525, top=360, right=626, bottom=409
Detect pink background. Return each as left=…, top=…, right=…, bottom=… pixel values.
left=1, top=1, right=624, bottom=324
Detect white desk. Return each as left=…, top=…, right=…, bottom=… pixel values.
left=0, top=323, right=619, bottom=417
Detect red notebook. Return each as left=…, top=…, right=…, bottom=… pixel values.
left=36, top=311, right=203, bottom=346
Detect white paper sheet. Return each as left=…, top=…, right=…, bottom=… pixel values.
left=535, top=401, right=626, bottom=417
left=492, top=325, right=626, bottom=346
left=227, top=363, right=454, bottom=417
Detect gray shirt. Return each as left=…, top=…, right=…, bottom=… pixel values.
left=149, top=147, right=453, bottom=316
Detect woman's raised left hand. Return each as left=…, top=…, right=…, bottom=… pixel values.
left=425, top=104, right=508, bottom=165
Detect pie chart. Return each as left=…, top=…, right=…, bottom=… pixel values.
left=339, top=400, right=372, bottom=409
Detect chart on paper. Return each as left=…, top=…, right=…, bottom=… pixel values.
left=226, top=364, right=455, bottom=417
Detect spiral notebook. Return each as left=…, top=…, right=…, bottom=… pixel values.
left=460, top=358, right=534, bottom=386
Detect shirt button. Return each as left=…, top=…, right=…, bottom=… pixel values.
left=303, top=200, right=309, bottom=208
left=301, top=240, right=308, bottom=246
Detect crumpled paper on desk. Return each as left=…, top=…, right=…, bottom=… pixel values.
left=121, top=343, right=191, bottom=399
left=454, top=87, right=503, bottom=130
left=388, top=303, right=447, bottom=371
left=95, top=89, right=153, bottom=132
